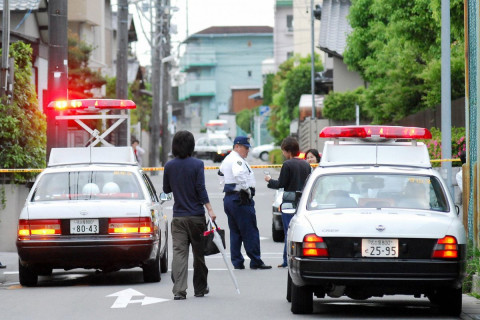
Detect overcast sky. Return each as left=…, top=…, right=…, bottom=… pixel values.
left=131, top=0, right=275, bottom=66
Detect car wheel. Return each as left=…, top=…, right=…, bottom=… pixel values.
left=287, top=272, right=292, bottom=302
left=272, top=221, right=284, bottom=242
left=260, top=151, right=269, bottom=161
left=160, top=231, right=168, bottom=274
left=434, top=287, right=462, bottom=316
left=291, top=282, right=313, bottom=314
left=19, top=260, right=38, bottom=287
left=143, top=247, right=161, bottom=283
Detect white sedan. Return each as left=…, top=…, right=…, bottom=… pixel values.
left=251, top=142, right=277, bottom=161
left=284, top=126, right=466, bottom=316
left=16, top=147, right=169, bottom=286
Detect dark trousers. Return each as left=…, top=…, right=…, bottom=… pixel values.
left=223, top=194, right=264, bottom=268
left=281, top=212, right=294, bottom=265
left=171, top=215, right=208, bottom=297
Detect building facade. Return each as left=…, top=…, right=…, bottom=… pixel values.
left=179, top=26, right=273, bottom=126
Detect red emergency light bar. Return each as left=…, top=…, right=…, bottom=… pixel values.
left=319, top=126, right=432, bottom=140
left=47, top=99, right=136, bottom=110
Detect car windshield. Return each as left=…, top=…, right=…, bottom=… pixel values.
left=210, top=138, right=232, bottom=146
left=307, top=174, right=448, bottom=212
left=31, top=171, right=144, bottom=201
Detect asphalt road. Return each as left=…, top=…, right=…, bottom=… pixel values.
left=1, top=157, right=480, bottom=319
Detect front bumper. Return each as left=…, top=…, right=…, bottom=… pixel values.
left=17, top=236, right=158, bottom=270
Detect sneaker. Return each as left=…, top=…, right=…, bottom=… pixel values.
left=174, top=295, right=186, bottom=300
left=251, top=264, right=272, bottom=270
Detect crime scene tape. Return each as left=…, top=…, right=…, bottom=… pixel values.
left=0, top=160, right=459, bottom=173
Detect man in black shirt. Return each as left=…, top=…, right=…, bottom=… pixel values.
left=265, top=137, right=311, bottom=267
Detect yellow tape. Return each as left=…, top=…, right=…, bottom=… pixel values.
left=0, top=159, right=459, bottom=173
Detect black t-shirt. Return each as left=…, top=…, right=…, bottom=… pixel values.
left=267, top=158, right=311, bottom=192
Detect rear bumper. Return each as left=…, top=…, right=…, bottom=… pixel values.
left=289, top=257, right=465, bottom=291
left=17, top=237, right=158, bottom=270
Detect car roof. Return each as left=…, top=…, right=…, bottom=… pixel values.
left=48, top=147, right=138, bottom=167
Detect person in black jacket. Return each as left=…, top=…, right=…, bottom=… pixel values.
left=163, top=130, right=216, bottom=300
left=265, top=137, right=311, bottom=267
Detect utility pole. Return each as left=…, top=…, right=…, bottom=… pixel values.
left=441, top=0, right=452, bottom=196
left=310, top=0, right=315, bottom=119
left=46, top=0, right=68, bottom=158
left=160, top=0, right=171, bottom=166
left=149, top=0, right=162, bottom=171
left=115, top=0, right=129, bottom=146
left=1, top=0, right=10, bottom=103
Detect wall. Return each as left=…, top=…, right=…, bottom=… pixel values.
left=0, top=185, right=31, bottom=252
left=333, top=56, right=364, bottom=93
left=231, top=89, right=263, bottom=113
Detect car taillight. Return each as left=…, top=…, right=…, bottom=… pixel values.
left=18, top=219, right=61, bottom=236
left=108, top=217, right=153, bottom=234
left=432, top=235, right=458, bottom=259
left=302, top=234, right=329, bottom=257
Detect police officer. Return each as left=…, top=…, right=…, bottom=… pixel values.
left=220, top=136, right=272, bottom=270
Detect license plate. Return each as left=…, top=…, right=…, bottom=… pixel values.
left=361, top=238, right=398, bottom=257
left=70, top=219, right=99, bottom=234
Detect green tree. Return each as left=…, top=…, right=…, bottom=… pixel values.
left=68, top=31, right=106, bottom=98
left=343, top=0, right=464, bottom=123
left=0, top=42, right=46, bottom=181
left=266, top=55, right=323, bottom=143
left=236, top=109, right=253, bottom=133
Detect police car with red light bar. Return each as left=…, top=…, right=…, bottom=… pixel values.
left=283, top=126, right=466, bottom=316
left=16, top=99, right=169, bottom=286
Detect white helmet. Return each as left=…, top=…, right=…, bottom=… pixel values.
left=82, top=183, right=100, bottom=194
left=102, top=182, right=120, bottom=194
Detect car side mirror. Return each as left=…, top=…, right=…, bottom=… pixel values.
left=280, top=202, right=296, bottom=215
left=455, top=205, right=460, bottom=216
left=159, top=192, right=173, bottom=204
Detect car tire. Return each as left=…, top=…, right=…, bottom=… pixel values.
left=434, top=287, right=462, bottom=316
left=260, top=151, right=269, bottom=161
left=272, top=221, right=284, bottom=242
left=287, top=272, right=292, bottom=302
left=291, top=282, right=313, bottom=314
left=19, top=260, right=38, bottom=287
left=143, top=247, right=161, bottom=283
left=160, top=232, right=168, bottom=274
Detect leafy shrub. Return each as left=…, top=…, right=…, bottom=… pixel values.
left=463, top=240, right=480, bottom=293
left=269, top=149, right=284, bottom=164
left=323, top=87, right=367, bottom=121
left=423, top=127, right=466, bottom=167
left=0, top=42, right=46, bottom=182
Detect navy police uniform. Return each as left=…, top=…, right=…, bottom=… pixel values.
left=220, top=137, right=269, bottom=269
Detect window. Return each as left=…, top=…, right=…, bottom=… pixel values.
left=307, top=174, right=448, bottom=212
left=287, top=15, right=294, bottom=32
left=31, top=171, right=144, bottom=201
left=248, top=70, right=252, bottom=77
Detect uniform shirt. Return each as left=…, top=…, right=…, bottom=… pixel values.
left=220, top=150, right=256, bottom=191
left=163, top=157, right=209, bottom=217
left=267, top=157, right=311, bottom=192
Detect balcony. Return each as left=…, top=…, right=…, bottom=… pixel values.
left=180, top=49, right=217, bottom=71
left=179, top=79, right=216, bottom=101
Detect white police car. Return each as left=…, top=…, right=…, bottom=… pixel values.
left=16, top=147, right=169, bottom=286
left=284, top=126, right=466, bottom=316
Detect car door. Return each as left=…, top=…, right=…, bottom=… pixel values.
left=142, top=173, right=165, bottom=250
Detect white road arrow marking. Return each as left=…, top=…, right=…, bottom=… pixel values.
left=107, top=288, right=169, bottom=308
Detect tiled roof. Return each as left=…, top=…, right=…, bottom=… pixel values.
left=0, top=0, right=42, bottom=11
left=318, top=0, right=352, bottom=58
left=195, top=26, right=273, bottom=35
